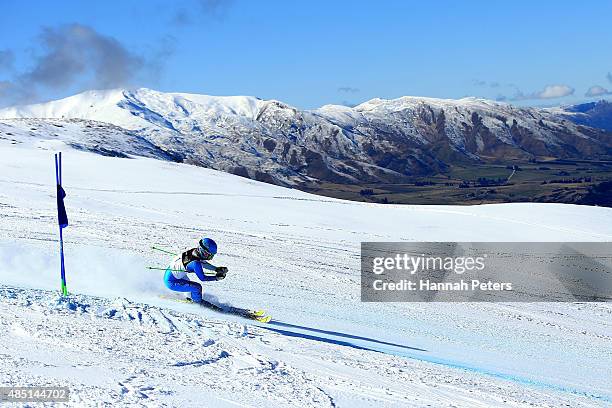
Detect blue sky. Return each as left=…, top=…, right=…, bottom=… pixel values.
left=1, top=0, right=611, bottom=109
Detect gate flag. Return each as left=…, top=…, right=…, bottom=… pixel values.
left=57, top=184, right=68, bottom=228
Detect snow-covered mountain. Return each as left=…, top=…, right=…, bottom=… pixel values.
left=553, top=100, right=612, bottom=132
left=1, top=88, right=611, bottom=186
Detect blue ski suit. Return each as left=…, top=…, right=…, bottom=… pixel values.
left=164, top=251, right=218, bottom=302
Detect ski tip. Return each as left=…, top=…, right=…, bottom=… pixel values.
left=249, top=309, right=270, bottom=322
left=253, top=315, right=272, bottom=323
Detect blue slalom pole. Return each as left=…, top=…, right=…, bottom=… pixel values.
left=55, top=152, right=68, bottom=296
left=59, top=226, right=67, bottom=296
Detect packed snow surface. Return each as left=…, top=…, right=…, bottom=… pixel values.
left=1, top=137, right=611, bottom=407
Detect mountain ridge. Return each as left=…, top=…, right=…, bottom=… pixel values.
left=1, top=88, right=611, bottom=187
left=554, top=100, right=612, bottom=131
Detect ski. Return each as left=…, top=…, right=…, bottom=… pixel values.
left=199, top=299, right=272, bottom=323
left=159, top=295, right=271, bottom=323
left=242, top=309, right=270, bottom=321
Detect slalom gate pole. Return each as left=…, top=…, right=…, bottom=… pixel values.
left=55, top=153, right=68, bottom=296
left=59, top=227, right=67, bottom=296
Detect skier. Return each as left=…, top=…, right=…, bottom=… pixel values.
left=164, top=237, right=228, bottom=304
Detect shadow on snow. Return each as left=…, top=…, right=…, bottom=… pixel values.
left=261, top=320, right=427, bottom=353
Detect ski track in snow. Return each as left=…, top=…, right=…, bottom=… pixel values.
left=1, top=141, right=611, bottom=407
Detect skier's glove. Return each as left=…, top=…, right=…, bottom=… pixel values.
left=215, top=266, right=228, bottom=280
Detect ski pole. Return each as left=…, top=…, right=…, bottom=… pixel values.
left=151, top=245, right=177, bottom=255
left=146, top=266, right=185, bottom=272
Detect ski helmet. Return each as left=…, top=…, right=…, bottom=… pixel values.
left=198, top=237, right=217, bottom=260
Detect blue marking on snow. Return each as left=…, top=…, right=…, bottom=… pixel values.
left=259, top=319, right=612, bottom=404
left=388, top=348, right=612, bottom=404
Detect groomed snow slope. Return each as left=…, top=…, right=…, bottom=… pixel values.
left=1, top=138, right=611, bottom=407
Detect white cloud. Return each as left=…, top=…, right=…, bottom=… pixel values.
left=506, top=84, right=575, bottom=101
left=534, top=84, right=574, bottom=99
left=585, top=85, right=612, bottom=97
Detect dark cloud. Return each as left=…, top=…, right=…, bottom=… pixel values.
left=338, top=86, right=360, bottom=93
left=608, top=72, right=612, bottom=84
left=173, top=0, right=234, bottom=25
left=0, top=81, right=11, bottom=95
left=25, top=24, right=144, bottom=90
left=0, top=50, right=14, bottom=72
left=198, top=0, right=233, bottom=16
left=472, top=79, right=500, bottom=88
left=0, top=80, right=35, bottom=102
left=143, top=34, right=177, bottom=83
left=0, top=24, right=171, bottom=106
left=585, top=85, right=612, bottom=97
left=340, top=101, right=358, bottom=108
left=172, top=9, right=192, bottom=25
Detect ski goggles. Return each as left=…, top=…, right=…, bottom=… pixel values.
left=198, top=242, right=215, bottom=260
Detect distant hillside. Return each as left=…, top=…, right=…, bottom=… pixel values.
left=555, top=100, right=612, bottom=131
left=1, top=88, right=611, bottom=190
